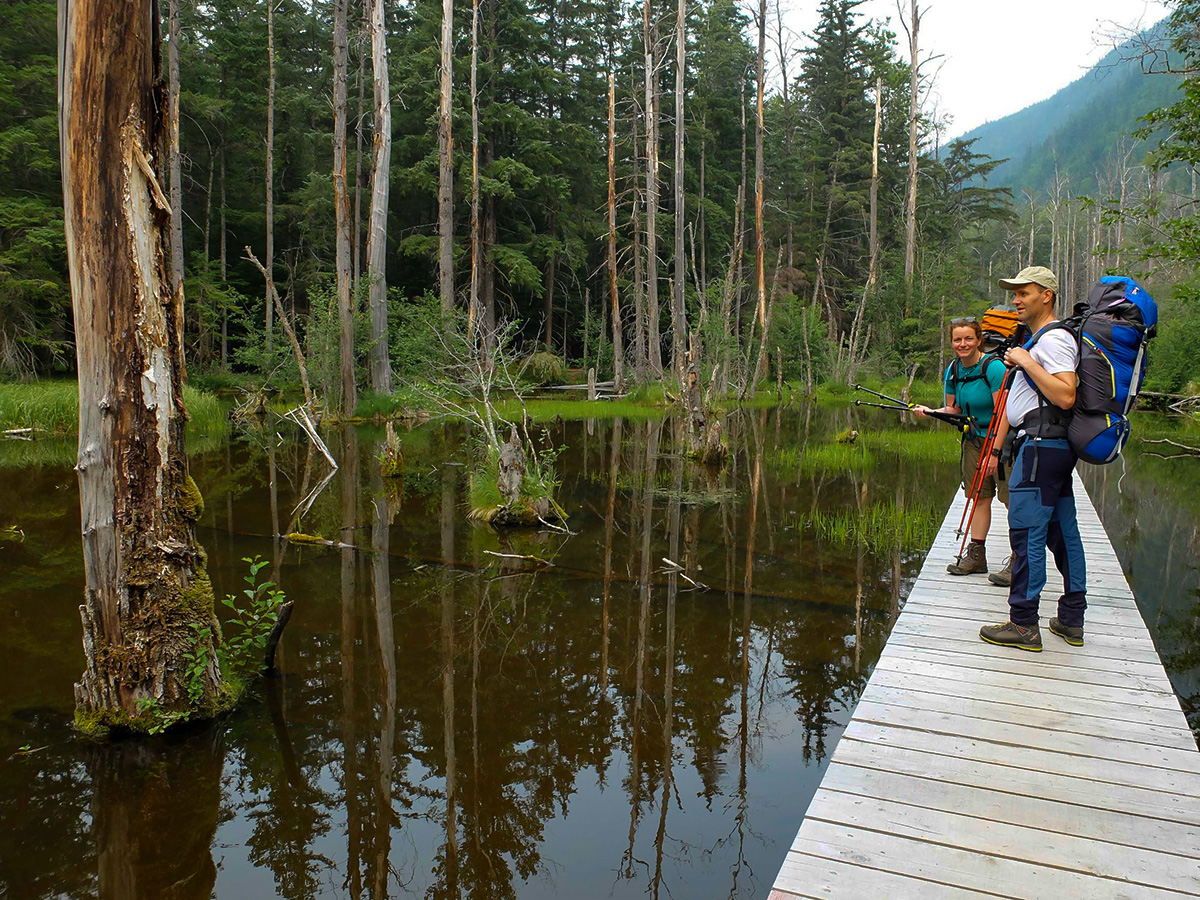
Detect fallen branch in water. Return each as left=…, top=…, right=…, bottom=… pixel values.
left=660, top=557, right=709, bottom=590
left=286, top=532, right=358, bottom=550
left=482, top=549, right=553, bottom=567
left=1142, top=438, right=1200, bottom=457
left=263, top=600, right=295, bottom=672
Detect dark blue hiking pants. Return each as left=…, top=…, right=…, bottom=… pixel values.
left=1007, top=437, right=1088, bottom=628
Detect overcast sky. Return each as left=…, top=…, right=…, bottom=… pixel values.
left=781, top=0, right=1171, bottom=139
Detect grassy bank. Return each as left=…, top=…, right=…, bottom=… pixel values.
left=0, top=380, right=227, bottom=436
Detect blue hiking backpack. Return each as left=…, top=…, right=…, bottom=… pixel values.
left=1060, top=277, right=1158, bottom=464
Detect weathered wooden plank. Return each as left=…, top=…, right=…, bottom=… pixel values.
left=857, top=685, right=1197, bottom=751
left=889, top=614, right=1164, bottom=664
left=883, top=637, right=1179, bottom=693
left=817, top=762, right=1200, bottom=857
left=792, top=819, right=1196, bottom=900
left=872, top=655, right=1185, bottom=718
left=842, top=719, right=1200, bottom=794
left=899, top=598, right=1156, bottom=636
left=832, top=738, right=1200, bottom=827
left=804, top=791, right=1200, bottom=894
left=852, top=700, right=1200, bottom=774
left=773, top=849, right=995, bottom=900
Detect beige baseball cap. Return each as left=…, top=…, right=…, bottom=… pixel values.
left=999, top=265, right=1059, bottom=293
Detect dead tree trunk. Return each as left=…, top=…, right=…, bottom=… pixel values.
left=868, top=74, right=881, bottom=288
left=902, top=0, right=921, bottom=297
left=353, top=6, right=366, bottom=297
left=366, top=0, right=392, bottom=394
left=630, top=67, right=647, bottom=383
left=219, top=137, right=228, bottom=367
left=753, top=0, right=766, bottom=383
left=61, top=0, right=223, bottom=729
left=608, top=71, right=624, bottom=393
left=167, top=0, right=184, bottom=311
left=671, top=0, right=688, bottom=380
left=748, top=0, right=768, bottom=388
left=437, top=0, right=455, bottom=319
left=334, top=0, right=357, bottom=412
left=265, top=0, right=276, bottom=357
left=643, top=0, right=663, bottom=377
left=468, top=0, right=481, bottom=340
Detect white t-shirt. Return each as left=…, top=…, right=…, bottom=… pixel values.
left=1006, top=327, right=1078, bottom=428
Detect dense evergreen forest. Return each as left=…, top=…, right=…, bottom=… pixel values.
left=3, top=0, right=1199, bottom=400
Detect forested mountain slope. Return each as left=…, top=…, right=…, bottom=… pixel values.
left=955, top=23, right=1182, bottom=195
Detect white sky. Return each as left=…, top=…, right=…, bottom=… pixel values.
left=781, top=0, right=1172, bottom=139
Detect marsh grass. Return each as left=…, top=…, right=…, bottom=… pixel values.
left=495, top=397, right=668, bottom=422
left=767, top=441, right=876, bottom=478
left=863, top=428, right=959, bottom=465
left=0, top=381, right=227, bottom=435
left=798, top=500, right=942, bottom=554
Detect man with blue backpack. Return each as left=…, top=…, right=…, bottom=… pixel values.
left=979, top=266, right=1088, bottom=652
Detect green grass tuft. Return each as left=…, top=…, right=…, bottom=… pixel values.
left=797, top=500, right=942, bottom=554
left=862, top=428, right=960, bottom=465
left=768, top=441, right=876, bottom=478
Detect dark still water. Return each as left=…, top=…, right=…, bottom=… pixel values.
left=0, top=404, right=994, bottom=899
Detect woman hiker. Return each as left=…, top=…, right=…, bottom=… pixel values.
left=914, top=317, right=1013, bottom=584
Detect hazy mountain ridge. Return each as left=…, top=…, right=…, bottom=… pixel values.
left=952, top=21, right=1183, bottom=197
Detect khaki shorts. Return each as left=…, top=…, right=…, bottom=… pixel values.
left=961, top=436, right=1009, bottom=504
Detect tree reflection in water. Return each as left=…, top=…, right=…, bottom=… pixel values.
left=0, top=405, right=969, bottom=900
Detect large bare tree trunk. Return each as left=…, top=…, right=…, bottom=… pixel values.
left=608, top=72, right=624, bottom=393
left=265, top=0, right=276, bottom=357
left=437, top=0, right=455, bottom=318
left=366, top=0, right=392, bottom=394
left=61, top=0, right=223, bottom=729
left=219, top=138, right=228, bottom=367
left=468, top=0, right=481, bottom=340
left=753, top=0, right=766, bottom=384
left=903, top=0, right=921, bottom=294
left=643, top=0, right=663, bottom=377
left=333, top=0, right=357, bottom=412
left=671, top=0, right=688, bottom=380
left=868, top=75, right=881, bottom=288
left=167, top=0, right=183, bottom=307
left=630, top=69, right=647, bottom=383
left=353, top=7, right=366, bottom=297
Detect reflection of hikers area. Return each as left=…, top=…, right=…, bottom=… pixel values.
left=770, top=489, right=1200, bottom=898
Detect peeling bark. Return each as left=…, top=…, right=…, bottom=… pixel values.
left=60, top=0, right=222, bottom=728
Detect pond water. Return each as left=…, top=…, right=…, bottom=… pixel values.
left=0, top=403, right=1195, bottom=900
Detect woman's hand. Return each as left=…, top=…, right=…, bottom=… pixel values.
left=984, top=454, right=998, bottom=477
left=912, top=405, right=931, bottom=418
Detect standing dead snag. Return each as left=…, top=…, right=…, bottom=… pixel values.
left=60, top=0, right=224, bottom=731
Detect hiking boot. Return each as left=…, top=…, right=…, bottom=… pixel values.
left=979, top=620, right=1043, bottom=652
left=1049, top=617, right=1084, bottom=647
left=947, top=542, right=988, bottom=576
left=988, top=553, right=1014, bottom=587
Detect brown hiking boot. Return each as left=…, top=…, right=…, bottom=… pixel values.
left=980, top=620, right=1043, bottom=652
left=1049, top=617, right=1084, bottom=647
left=947, top=542, right=988, bottom=576
left=988, top=553, right=1014, bottom=587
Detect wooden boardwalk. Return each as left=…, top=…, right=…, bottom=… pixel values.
left=769, top=486, right=1200, bottom=899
